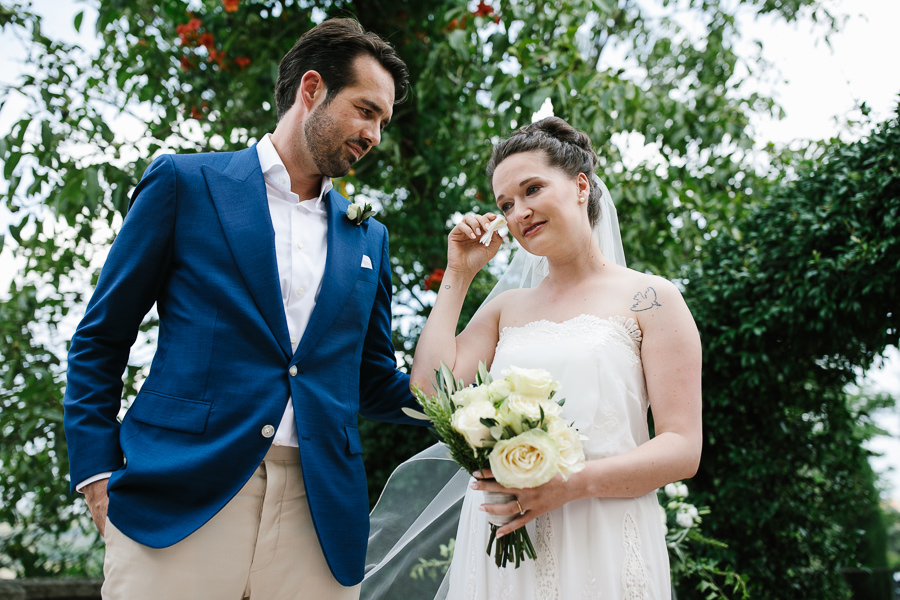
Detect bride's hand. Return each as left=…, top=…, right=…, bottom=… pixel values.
left=472, top=468, right=574, bottom=537
left=447, top=213, right=505, bottom=275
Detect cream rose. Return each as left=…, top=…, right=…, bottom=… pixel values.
left=505, top=392, right=543, bottom=421
left=506, top=392, right=562, bottom=422
left=489, top=429, right=560, bottom=488
left=451, top=385, right=490, bottom=408
left=546, top=417, right=586, bottom=479
left=503, top=365, right=559, bottom=399
left=486, top=378, right=513, bottom=403
left=450, top=400, right=497, bottom=448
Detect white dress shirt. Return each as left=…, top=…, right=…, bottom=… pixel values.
left=256, top=133, right=330, bottom=447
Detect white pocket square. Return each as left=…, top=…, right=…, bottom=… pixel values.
left=361, top=255, right=373, bottom=269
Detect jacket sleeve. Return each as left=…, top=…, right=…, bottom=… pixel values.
left=63, top=155, right=177, bottom=492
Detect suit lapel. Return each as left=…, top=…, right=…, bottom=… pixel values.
left=293, top=190, right=364, bottom=363
left=202, top=148, right=292, bottom=360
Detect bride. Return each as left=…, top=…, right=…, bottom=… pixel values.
left=366, top=116, right=702, bottom=599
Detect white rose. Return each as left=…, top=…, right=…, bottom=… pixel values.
left=487, top=379, right=513, bottom=402
left=450, top=400, right=497, bottom=448
left=505, top=392, right=562, bottom=422
left=489, top=429, right=560, bottom=488
left=505, top=392, right=544, bottom=421
left=451, top=385, right=490, bottom=408
left=491, top=402, right=521, bottom=436
left=503, top=366, right=559, bottom=399
left=546, top=418, right=585, bottom=479
left=346, top=201, right=377, bottom=224
left=665, top=481, right=690, bottom=499
left=676, top=508, right=696, bottom=529
left=539, top=399, right=563, bottom=418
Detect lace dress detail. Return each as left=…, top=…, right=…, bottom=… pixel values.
left=534, top=514, right=560, bottom=599
left=622, top=512, right=650, bottom=599
left=445, top=315, right=671, bottom=600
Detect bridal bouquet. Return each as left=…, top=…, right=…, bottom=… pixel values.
left=406, top=362, right=585, bottom=568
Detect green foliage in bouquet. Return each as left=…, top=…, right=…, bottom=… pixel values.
left=409, top=362, right=493, bottom=475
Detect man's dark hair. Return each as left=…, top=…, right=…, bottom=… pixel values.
left=274, top=18, right=409, bottom=121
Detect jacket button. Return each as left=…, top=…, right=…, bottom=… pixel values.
left=261, top=425, right=276, bottom=438
left=289, top=365, right=298, bottom=376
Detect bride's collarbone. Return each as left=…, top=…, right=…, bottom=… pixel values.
left=498, top=276, right=639, bottom=325
left=501, top=299, right=628, bottom=329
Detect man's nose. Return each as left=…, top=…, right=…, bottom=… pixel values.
left=362, top=123, right=381, bottom=148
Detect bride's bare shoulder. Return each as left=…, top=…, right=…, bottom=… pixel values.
left=609, top=267, right=683, bottom=311
left=477, top=288, right=536, bottom=325
left=488, top=287, right=533, bottom=307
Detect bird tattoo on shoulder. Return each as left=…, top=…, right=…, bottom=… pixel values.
left=631, top=287, right=662, bottom=312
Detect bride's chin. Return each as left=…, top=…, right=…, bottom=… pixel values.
left=520, top=242, right=551, bottom=259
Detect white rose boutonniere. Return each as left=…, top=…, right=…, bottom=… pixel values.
left=346, top=200, right=377, bottom=225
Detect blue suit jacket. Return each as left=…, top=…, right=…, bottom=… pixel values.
left=63, top=147, right=419, bottom=586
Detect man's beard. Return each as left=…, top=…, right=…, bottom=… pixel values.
left=304, top=103, right=368, bottom=177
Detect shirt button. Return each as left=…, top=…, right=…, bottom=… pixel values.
left=297, top=242, right=304, bottom=250
left=296, top=288, right=305, bottom=296
left=289, top=365, right=298, bottom=376
left=261, top=425, right=276, bottom=438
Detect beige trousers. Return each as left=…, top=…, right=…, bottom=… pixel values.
left=102, top=446, right=361, bottom=600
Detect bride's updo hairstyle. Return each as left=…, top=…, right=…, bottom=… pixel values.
left=486, top=116, right=602, bottom=227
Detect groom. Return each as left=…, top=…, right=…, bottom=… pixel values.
left=63, top=18, right=418, bottom=599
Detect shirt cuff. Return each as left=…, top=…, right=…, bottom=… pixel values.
left=76, top=472, right=112, bottom=493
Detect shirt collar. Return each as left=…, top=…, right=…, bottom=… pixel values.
left=256, top=133, right=333, bottom=205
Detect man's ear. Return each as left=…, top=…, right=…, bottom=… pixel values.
left=297, top=70, right=326, bottom=111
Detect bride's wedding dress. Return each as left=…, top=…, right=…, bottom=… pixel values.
left=446, top=314, right=671, bottom=600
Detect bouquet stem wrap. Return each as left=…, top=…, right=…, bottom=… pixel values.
left=483, top=491, right=537, bottom=568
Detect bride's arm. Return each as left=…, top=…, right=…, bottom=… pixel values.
left=627, top=275, right=703, bottom=484
left=577, top=275, right=703, bottom=497
left=410, top=214, right=505, bottom=390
